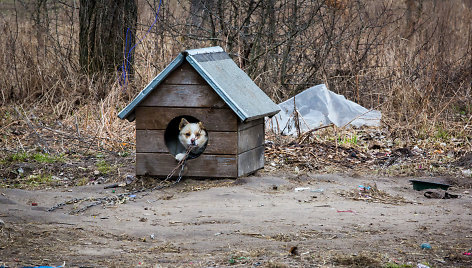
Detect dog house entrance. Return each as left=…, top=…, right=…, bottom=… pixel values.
left=164, top=115, right=208, bottom=159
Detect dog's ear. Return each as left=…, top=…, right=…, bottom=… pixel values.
left=179, top=118, right=189, bottom=130
left=198, top=121, right=206, bottom=130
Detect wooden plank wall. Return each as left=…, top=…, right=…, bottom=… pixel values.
left=136, top=62, right=239, bottom=177
left=237, top=118, right=265, bottom=176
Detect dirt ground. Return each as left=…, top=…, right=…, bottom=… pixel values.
left=1, top=113, right=472, bottom=267
left=1, top=172, right=472, bottom=267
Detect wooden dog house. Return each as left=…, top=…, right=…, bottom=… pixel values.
left=118, top=46, right=280, bottom=178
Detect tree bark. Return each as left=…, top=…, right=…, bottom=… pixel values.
left=79, top=0, right=137, bottom=76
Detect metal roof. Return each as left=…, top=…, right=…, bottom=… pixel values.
left=118, top=46, right=280, bottom=122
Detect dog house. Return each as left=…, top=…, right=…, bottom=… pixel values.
left=118, top=46, right=280, bottom=178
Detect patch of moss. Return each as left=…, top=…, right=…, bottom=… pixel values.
left=2, top=152, right=64, bottom=164
left=96, top=160, right=112, bottom=174
left=26, top=174, right=53, bottom=187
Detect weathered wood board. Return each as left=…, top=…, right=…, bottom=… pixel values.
left=238, top=120, right=264, bottom=154
left=139, top=84, right=227, bottom=108
left=136, top=130, right=237, bottom=155
left=237, top=146, right=265, bottom=177
left=136, top=107, right=237, bottom=131
left=136, top=153, right=238, bottom=178
left=162, top=62, right=207, bottom=85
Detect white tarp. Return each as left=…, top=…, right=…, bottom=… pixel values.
left=268, top=84, right=381, bottom=135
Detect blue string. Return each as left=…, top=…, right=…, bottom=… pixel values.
left=120, top=0, right=162, bottom=90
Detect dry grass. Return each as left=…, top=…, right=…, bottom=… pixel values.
left=0, top=0, right=471, bottom=153
left=332, top=252, right=383, bottom=268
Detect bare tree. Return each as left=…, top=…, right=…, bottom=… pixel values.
left=79, top=0, right=137, bottom=77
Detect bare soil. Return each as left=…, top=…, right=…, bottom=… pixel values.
left=1, top=172, right=472, bottom=267
left=1, top=114, right=472, bottom=267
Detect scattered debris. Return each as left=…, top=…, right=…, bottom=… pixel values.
left=332, top=252, right=382, bottom=267
left=294, top=187, right=310, bottom=192
left=311, top=188, right=324, bottom=193
left=339, top=184, right=411, bottom=205
left=289, top=246, right=298, bottom=255
left=420, top=243, right=432, bottom=249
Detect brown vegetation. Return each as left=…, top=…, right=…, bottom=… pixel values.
left=0, top=0, right=471, bottom=146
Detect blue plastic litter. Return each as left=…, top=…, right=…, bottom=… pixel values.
left=420, top=242, right=432, bottom=249
left=358, top=185, right=371, bottom=190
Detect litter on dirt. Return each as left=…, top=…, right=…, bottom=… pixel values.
left=420, top=243, right=432, bottom=249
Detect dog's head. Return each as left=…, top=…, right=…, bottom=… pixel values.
left=178, top=118, right=208, bottom=148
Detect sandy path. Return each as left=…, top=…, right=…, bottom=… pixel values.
left=1, top=174, right=471, bottom=267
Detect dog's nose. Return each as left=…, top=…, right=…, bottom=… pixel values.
left=191, top=139, right=196, bottom=145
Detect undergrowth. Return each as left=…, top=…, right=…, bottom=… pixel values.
left=0, top=1, right=470, bottom=153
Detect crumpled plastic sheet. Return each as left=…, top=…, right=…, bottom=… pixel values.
left=267, top=84, right=381, bottom=135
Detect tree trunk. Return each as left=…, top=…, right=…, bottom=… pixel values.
left=79, top=0, right=137, bottom=76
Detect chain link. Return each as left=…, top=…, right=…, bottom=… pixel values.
left=47, top=147, right=193, bottom=214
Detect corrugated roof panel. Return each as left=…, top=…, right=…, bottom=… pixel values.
left=187, top=50, right=280, bottom=121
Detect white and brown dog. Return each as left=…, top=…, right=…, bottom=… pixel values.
left=175, top=118, right=208, bottom=161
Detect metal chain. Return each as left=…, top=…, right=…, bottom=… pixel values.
left=47, top=147, right=194, bottom=214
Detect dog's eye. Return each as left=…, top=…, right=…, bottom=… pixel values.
left=196, top=134, right=200, bottom=138
left=185, top=133, right=190, bottom=137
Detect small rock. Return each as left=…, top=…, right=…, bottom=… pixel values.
left=93, top=170, right=100, bottom=175
left=0, top=219, right=5, bottom=227
left=126, top=174, right=136, bottom=184
left=412, top=146, right=423, bottom=155
left=462, top=169, right=471, bottom=177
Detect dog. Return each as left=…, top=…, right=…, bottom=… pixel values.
left=175, top=118, right=208, bottom=161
